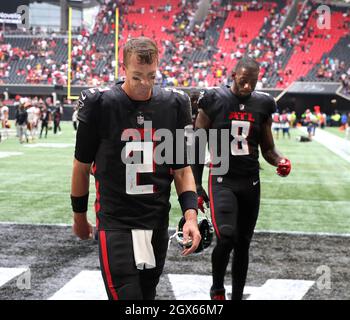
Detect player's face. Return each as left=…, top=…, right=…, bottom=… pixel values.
left=232, top=67, right=259, bottom=97
left=123, top=53, right=158, bottom=101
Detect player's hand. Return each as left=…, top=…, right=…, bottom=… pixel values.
left=197, top=185, right=209, bottom=213
left=73, top=213, right=93, bottom=240
left=181, top=210, right=201, bottom=256
left=276, top=158, right=291, bottom=177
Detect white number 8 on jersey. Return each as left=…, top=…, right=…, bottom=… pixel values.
left=230, top=120, right=251, bottom=156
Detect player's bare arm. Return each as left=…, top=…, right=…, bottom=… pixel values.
left=260, top=117, right=283, bottom=166
left=260, top=117, right=291, bottom=177
left=71, top=159, right=93, bottom=240
left=173, top=166, right=201, bottom=256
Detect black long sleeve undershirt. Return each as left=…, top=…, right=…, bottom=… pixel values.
left=190, top=130, right=208, bottom=189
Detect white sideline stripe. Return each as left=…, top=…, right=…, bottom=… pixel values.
left=48, top=272, right=258, bottom=300
left=247, top=279, right=314, bottom=300
left=289, top=170, right=350, bottom=176
left=0, top=222, right=349, bottom=237
left=0, top=152, right=23, bottom=159
left=0, top=221, right=72, bottom=227
left=23, top=143, right=74, bottom=148
left=168, top=274, right=232, bottom=300
left=261, top=199, right=350, bottom=206
left=298, top=127, right=350, bottom=163
left=48, top=273, right=314, bottom=300
left=261, top=179, right=350, bottom=185
left=168, top=274, right=313, bottom=300
left=0, top=191, right=348, bottom=205
left=0, top=267, right=28, bottom=287
left=255, top=229, right=350, bottom=237
left=48, top=271, right=107, bottom=300
left=0, top=190, right=69, bottom=195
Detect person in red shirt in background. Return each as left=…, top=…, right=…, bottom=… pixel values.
left=314, top=105, right=325, bottom=129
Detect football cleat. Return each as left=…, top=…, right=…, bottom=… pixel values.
left=210, top=287, right=226, bottom=300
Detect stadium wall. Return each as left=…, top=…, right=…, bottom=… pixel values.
left=277, top=82, right=350, bottom=115
left=2, top=84, right=349, bottom=121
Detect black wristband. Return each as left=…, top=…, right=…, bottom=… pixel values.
left=178, top=191, right=198, bottom=215
left=71, top=193, right=89, bottom=213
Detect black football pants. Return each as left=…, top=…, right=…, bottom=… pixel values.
left=209, top=173, right=260, bottom=300
left=98, top=228, right=168, bottom=300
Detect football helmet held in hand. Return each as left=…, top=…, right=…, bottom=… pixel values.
left=173, top=216, right=214, bottom=253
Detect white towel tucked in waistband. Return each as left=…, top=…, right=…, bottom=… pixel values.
left=131, top=229, right=156, bottom=270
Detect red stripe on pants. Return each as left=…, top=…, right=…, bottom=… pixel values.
left=209, top=168, right=220, bottom=239
left=99, top=230, right=119, bottom=300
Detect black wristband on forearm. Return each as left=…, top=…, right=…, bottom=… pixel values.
left=71, top=193, right=89, bottom=213
left=178, top=191, right=198, bottom=215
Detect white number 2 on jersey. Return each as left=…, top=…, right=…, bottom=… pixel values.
left=125, top=141, right=154, bottom=194
left=230, top=121, right=251, bottom=156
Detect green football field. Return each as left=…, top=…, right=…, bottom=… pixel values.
left=0, top=122, right=349, bottom=234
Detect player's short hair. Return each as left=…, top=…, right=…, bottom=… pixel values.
left=123, top=37, right=159, bottom=66
left=233, top=57, right=260, bottom=74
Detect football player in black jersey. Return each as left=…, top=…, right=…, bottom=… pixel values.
left=70, top=37, right=201, bottom=300
left=192, top=57, right=291, bottom=300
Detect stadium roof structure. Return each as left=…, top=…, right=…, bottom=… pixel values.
left=287, top=82, right=343, bottom=95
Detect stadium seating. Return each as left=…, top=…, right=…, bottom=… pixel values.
left=216, top=5, right=274, bottom=70
left=0, top=0, right=349, bottom=90
left=277, top=8, right=350, bottom=88
left=306, top=34, right=350, bottom=82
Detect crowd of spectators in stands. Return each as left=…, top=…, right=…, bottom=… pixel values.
left=0, top=0, right=349, bottom=93
left=316, top=58, right=348, bottom=80
left=0, top=34, right=68, bottom=85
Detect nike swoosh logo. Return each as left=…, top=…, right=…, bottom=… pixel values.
left=253, top=180, right=259, bottom=186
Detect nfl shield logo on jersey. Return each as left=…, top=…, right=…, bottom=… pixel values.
left=239, top=104, right=245, bottom=110
left=137, top=113, right=144, bottom=126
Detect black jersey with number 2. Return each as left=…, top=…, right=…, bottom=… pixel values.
left=74, top=82, right=192, bottom=230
